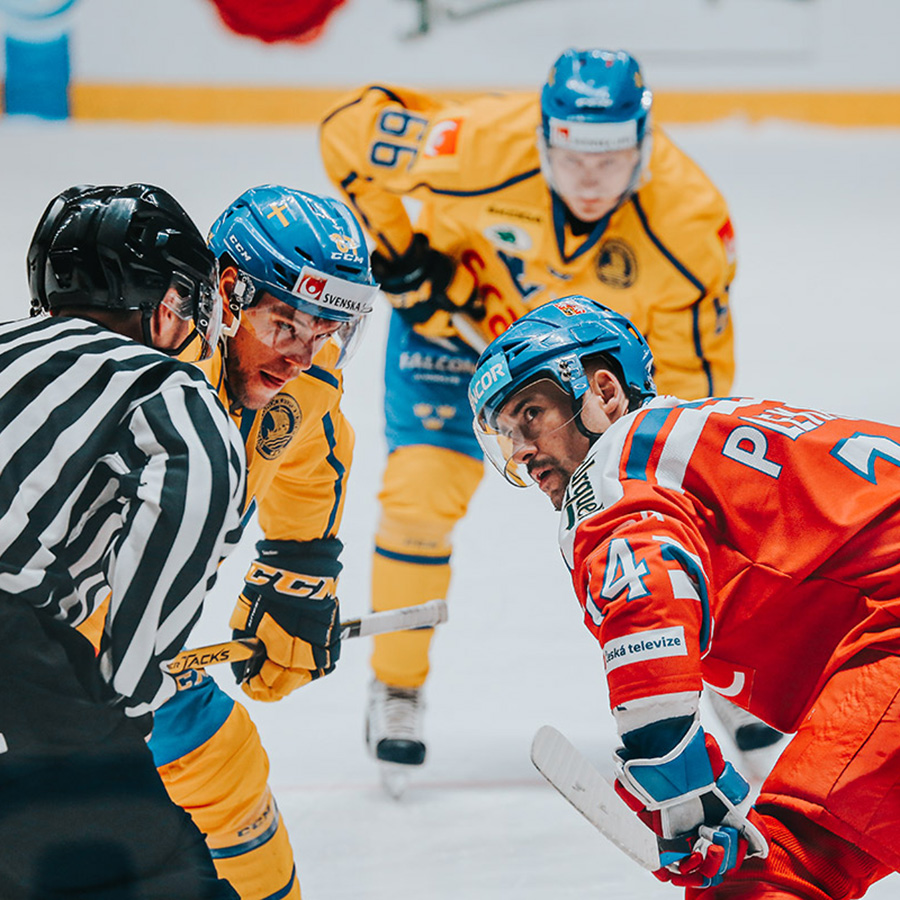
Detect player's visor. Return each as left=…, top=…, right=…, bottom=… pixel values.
left=473, top=378, right=579, bottom=488
left=231, top=265, right=377, bottom=367
left=240, top=293, right=370, bottom=368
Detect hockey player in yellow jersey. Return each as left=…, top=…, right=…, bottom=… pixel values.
left=320, top=48, right=781, bottom=794
left=148, top=186, right=378, bottom=899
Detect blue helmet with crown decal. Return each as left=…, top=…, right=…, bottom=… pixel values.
left=208, top=185, right=379, bottom=366
left=469, top=296, right=655, bottom=486
left=541, top=48, right=652, bottom=153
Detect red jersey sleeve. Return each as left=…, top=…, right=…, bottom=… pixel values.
left=572, top=482, right=712, bottom=709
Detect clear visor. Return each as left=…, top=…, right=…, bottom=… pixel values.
left=240, top=297, right=369, bottom=368
left=231, top=266, right=376, bottom=368
left=165, top=267, right=222, bottom=361
left=473, top=378, right=579, bottom=488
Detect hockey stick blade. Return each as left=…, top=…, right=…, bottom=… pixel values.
left=530, top=725, right=660, bottom=871
left=167, top=599, right=448, bottom=674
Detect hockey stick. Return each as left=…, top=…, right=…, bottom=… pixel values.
left=530, top=725, right=660, bottom=871
left=167, top=598, right=448, bottom=675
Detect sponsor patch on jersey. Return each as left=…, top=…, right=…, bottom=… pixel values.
left=717, top=218, right=736, bottom=265
left=486, top=203, right=543, bottom=224
left=423, top=118, right=462, bottom=157
left=596, top=239, right=637, bottom=288
left=603, top=625, right=688, bottom=673
left=563, top=457, right=601, bottom=529
left=483, top=223, right=533, bottom=252
left=257, top=393, right=302, bottom=460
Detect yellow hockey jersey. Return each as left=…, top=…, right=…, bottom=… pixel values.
left=321, top=85, right=735, bottom=398
left=197, top=340, right=353, bottom=543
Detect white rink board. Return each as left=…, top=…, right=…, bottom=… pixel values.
left=1, top=118, right=899, bottom=898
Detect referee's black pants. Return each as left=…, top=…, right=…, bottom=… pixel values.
left=0, top=595, right=238, bottom=900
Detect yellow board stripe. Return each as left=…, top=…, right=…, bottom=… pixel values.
left=3, top=83, right=900, bottom=127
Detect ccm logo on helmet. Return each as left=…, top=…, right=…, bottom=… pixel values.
left=468, top=355, right=512, bottom=413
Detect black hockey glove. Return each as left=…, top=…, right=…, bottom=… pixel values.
left=229, top=537, right=342, bottom=702
left=372, top=233, right=485, bottom=326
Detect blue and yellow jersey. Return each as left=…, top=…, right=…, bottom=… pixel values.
left=197, top=340, right=353, bottom=543
left=321, top=85, right=736, bottom=399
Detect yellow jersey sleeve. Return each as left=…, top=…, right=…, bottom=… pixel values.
left=635, top=129, right=736, bottom=397
left=320, top=84, right=444, bottom=257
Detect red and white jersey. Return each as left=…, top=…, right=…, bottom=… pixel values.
left=559, top=395, right=900, bottom=733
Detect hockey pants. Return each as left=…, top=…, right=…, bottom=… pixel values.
left=371, top=444, right=483, bottom=687
left=0, top=596, right=237, bottom=900
left=151, top=673, right=301, bottom=900
left=693, top=650, right=900, bottom=899
left=373, top=313, right=484, bottom=688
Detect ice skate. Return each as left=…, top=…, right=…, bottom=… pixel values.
left=366, top=679, right=426, bottom=799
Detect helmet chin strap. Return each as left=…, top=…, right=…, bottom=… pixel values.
left=571, top=395, right=603, bottom=444
left=141, top=306, right=201, bottom=359
left=558, top=352, right=604, bottom=444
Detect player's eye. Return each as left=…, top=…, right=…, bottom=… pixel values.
left=276, top=321, right=299, bottom=338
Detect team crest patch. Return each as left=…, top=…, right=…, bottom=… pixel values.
left=596, top=239, right=637, bottom=288
left=257, top=394, right=302, bottom=460
left=330, top=231, right=360, bottom=257
left=556, top=299, right=589, bottom=317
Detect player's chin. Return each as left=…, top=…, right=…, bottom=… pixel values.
left=565, top=197, right=617, bottom=222
left=535, top=471, right=566, bottom=509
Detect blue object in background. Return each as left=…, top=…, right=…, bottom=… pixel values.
left=1, top=0, right=79, bottom=119
left=4, top=32, right=70, bottom=117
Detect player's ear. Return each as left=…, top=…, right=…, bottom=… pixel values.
left=217, top=266, right=241, bottom=336
left=591, top=369, right=624, bottom=405
left=219, top=265, right=238, bottom=299
left=583, top=368, right=628, bottom=428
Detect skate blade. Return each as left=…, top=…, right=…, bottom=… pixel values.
left=378, top=762, right=412, bottom=800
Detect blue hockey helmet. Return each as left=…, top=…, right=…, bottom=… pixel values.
left=207, top=185, right=378, bottom=365
left=541, top=48, right=652, bottom=153
left=469, top=296, right=656, bottom=486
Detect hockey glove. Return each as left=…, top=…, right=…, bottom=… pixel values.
left=371, top=233, right=484, bottom=326
left=614, top=715, right=769, bottom=889
left=229, top=538, right=342, bottom=702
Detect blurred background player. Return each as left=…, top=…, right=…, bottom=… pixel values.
left=469, top=297, right=900, bottom=896
left=320, top=47, right=776, bottom=791
left=149, top=185, right=378, bottom=900
left=1, top=183, right=244, bottom=899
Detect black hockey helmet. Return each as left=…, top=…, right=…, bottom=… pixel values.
left=27, top=183, right=222, bottom=358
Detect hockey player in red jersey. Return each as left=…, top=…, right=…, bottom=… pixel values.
left=469, top=296, right=900, bottom=897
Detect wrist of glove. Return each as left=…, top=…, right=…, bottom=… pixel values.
left=372, top=233, right=485, bottom=326
left=614, top=714, right=769, bottom=889
left=229, top=538, right=342, bottom=703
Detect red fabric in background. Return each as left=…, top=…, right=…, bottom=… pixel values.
left=208, top=0, right=350, bottom=44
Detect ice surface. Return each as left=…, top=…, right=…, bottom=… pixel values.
left=1, top=117, right=898, bottom=898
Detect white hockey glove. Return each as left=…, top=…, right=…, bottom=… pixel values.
left=614, top=714, right=769, bottom=888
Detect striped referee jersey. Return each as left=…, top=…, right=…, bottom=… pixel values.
left=0, top=315, right=246, bottom=718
